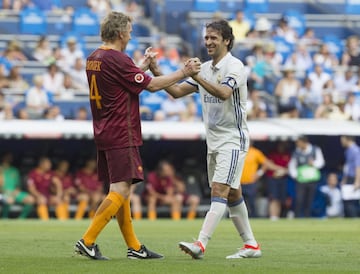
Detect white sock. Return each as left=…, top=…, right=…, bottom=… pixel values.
left=228, top=198, right=257, bottom=246
left=198, top=197, right=227, bottom=248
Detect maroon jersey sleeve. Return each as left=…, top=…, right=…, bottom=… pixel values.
left=86, top=47, right=152, bottom=150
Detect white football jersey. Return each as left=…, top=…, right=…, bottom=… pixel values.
left=187, top=52, right=249, bottom=153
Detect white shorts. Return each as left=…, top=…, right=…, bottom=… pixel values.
left=207, top=149, right=247, bottom=189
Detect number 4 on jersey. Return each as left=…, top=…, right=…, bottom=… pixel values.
left=89, top=74, right=102, bottom=109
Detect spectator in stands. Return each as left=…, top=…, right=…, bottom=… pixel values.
left=288, top=136, right=325, bottom=218
left=67, top=57, right=88, bottom=90
left=44, top=105, right=65, bottom=120
left=182, top=97, right=202, bottom=122
left=0, top=152, right=35, bottom=219
left=344, top=92, right=360, bottom=121
left=7, top=65, right=29, bottom=93
left=298, top=77, right=321, bottom=118
left=307, top=64, right=332, bottom=97
left=32, top=36, right=53, bottom=64
left=247, top=88, right=268, bottom=120
left=152, top=35, right=180, bottom=64
left=132, top=49, right=144, bottom=67
left=0, top=65, right=10, bottom=89
left=250, top=43, right=282, bottom=94
left=249, top=17, right=272, bottom=39
left=74, top=159, right=104, bottom=218
left=341, top=35, right=360, bottom=67
left=43, top=63, right=65, bottom=97
left=299, top=27, right=321, bottom=47
left=57, top=73, right=76, bottom=99
left=240, top=142, right=287, bottom=217
left=265, top=141, right=291, bottom=220
left=158, top=93, right=188, bottom=121
left=3, top=40, right=28, bottom=62
left=284, top=42, right=313, bottom=75
left=244, top=43, right=263, bottom=70
left=143, top=160, right=183, bottom=220
left=25, top=74, right=50, bottom=119
left=274, top=67, right=301, bottom=118
left=60, top=37, right=84, bottom=71
left=340, top=135, right=360, bottom=217
left=313, top=43, right=339, bottom=70
left=88, top=0, right=112, bottom=16
left=75, top=106, right=89, bottom=120
left=16, top=108, right=29, bottom=120
left=274, top=16, right=298, bottom=44
left=319, top=172, right=343, bottom=218
left=229, top=10, right=250, bottom=43
left=27, top=157, right=67, bottom=220
left=333, top=69, right=358, bottom=101
left=53, top=160, right=89, bottom=220
left=0, top=91, right=14, bottom=120
left=315, top=93, right=349, bottom=120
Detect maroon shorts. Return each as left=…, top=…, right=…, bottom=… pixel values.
left=97, top=147, right=144, bottom=184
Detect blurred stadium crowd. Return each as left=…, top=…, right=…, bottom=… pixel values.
left=1, top=0, right=360, bottom=122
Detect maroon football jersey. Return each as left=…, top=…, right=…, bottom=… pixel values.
left=54, top=172, right=74, bottom=190
left=86, top=46, right=152, bottom=150
left=75, top=170, right=102, bottom=192
left=27, top=169, right=53, bottom=197
left=146, top=171, right=174, bottom=195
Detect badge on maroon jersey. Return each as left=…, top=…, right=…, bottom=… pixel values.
left=134, top=73, right=145, bottom=83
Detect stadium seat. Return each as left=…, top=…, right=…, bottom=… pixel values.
left=132, top=23, right=151, bottom=37
left=345, top=0, right=360, bottom=14
left=244, top=0, right=269, bottom=13
left=272, top=36, right=294, bottom=64
left=322, top=35, right=343, bottom=60
left=193, top=0, right=220, bottom=12
left=31, top=0, right=62, bottom=10
left=72, top=8, right=99, bottom=36
left=282, top=9, right=306, bottom=37
left=19, top=7, right=47, bottom=35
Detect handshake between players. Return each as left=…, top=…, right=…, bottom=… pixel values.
left=143, top=47, right=201, bottom=78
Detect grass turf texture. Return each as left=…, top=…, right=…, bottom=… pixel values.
left=1, top=219, right=359, bottom=274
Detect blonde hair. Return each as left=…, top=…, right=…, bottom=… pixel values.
left=100, top=11, right=132, bottom=42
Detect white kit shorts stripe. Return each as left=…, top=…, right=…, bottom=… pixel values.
left=207, top=149, right=247, bottom=189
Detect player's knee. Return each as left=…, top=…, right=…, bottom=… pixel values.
left=211, top=182, right=230, bottom=198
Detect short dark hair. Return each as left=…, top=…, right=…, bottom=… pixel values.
left=205, top=19, right=235, bottom=51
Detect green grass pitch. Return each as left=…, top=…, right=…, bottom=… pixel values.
left=1, top=218, right=359, bottom=274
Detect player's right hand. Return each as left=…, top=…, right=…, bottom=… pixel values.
left=183, top=57, right=201, bottom=76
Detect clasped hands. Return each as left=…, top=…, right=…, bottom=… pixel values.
left=142, top=47, right=201, bottom=77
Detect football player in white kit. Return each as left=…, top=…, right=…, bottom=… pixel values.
left=149, top=19, right=261, bottom=259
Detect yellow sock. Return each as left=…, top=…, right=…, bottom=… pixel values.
left=187, top=210, right=196, bottom=220
left=171, top=211, right=181, bottom=220
left=37, top=204, right=49, bottom=220
left=133, top=211, right=142, bottom=220
left=55, top=203, right=68, bottom=220
left=148, top=210, right=157, bottom=220
left=83, top=192, right=124, bottom=246
left=64, top=202, right=70, bottom=219
left=116, top=198, right=141, bottom=250
left=88, top=210, right=96, bottom=219
left=75, top=200, right=88, bottom=220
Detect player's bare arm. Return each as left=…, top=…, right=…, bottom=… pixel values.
left=146, top=58, right=200, bottom=92
left=149, top=57, right=198, bottom=98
